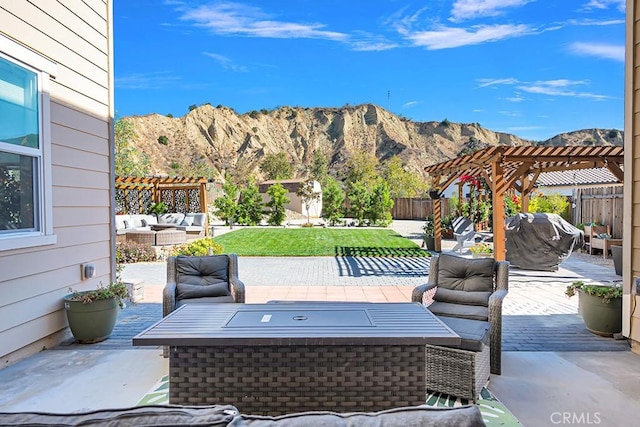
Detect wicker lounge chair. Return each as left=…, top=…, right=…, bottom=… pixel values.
left=163, top=254, right=245, bottom=357
left=412, top=253, right=509, bottom=400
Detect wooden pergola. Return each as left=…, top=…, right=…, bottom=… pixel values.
left=115, top=176, right=211, bottom=214
left=425, top=145, right=624, bottom=261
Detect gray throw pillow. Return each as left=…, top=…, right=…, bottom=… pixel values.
left=437, top=254, right=494, bottom=292
left=176, top=256, right=231, bottom=300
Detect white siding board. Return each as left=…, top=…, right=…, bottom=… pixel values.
left=51, top=102, right=109, bottom=138
left=0, top=8, right=107, bottom=82
left=0, top=241, right=110, bottom=283
left=0, top=0, right=113, bottom=360
left=51, top=165, right=109, bottom=189
left=0, top=312, right=69, bottom=358
left=53, top=187, right=110, bottom=207
left=0, top=288, right=76, bottom=334
left=52, top=144, right=109, bottom=172
left=51, top=82, right=109, bottom=118
left=28, top=0, right=108, bottom=52
left=0, top=259, right=110, bottom=308
left=52, top=223, right=110, bottom=246
left=59, top=0, right=108, bottom=34
left=1, top=2, right=107, bottom=66
left=52, top=122, right=109, bottom=156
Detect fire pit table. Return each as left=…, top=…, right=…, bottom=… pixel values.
left=133, top=302, right=460, bottom=415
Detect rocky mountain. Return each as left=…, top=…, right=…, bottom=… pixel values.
left=122, top=103, right=623, bottom=182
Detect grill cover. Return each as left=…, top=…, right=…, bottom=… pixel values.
left=505, top=213, right=584, bottom=271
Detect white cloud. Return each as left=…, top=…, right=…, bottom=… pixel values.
left=406, top=24, right=531, bottom=49
left=499, top=110, right=522, bottom=117
left=582, top=0, right=625, bottom=12
left=517, top=79, right=609, bottom=99
left=472, top=109, right=485, bottom=112
left=568, top=42, right=624, bottom=62
left=203, top=52, right=248, bottom=72
left=178, top=2, right=348, bottom=41
left=403, top=101, right=421, bottom=108
left=451, top=0, right=534, bottom=22
left=477, top=78, right=519, bottom=88
left=115, top=72, right=183, bottom=89
left=506, top=96, right=525, bottom=102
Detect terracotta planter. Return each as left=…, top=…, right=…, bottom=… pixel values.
left=63, top=293, right=120, bottom=343
left=577, top=291, right=622, bottom=337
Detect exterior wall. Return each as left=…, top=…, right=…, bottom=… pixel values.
left=624, top=0, right=640, bottom=350
left=0, top=1, right=114, bottom=362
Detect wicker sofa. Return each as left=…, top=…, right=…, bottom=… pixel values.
left=115, top=212, right=207, bottom=238
left=412, top=253, right=509, bottom=401
left=0, top=404, right=486, bottom=426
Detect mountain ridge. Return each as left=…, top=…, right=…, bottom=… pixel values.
left=123, top=103, right=623, bottom=182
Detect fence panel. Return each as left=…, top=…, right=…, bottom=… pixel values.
left=576, top=186, right=623, bottom=238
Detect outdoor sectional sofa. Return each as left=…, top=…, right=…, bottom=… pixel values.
left=115, top=212, right=207, bottom=238
left=0, top=403, right=486, bottom=426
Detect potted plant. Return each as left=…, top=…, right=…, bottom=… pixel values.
left=422, top=215, right=436, bottom=251
left=441, top=214, right=455, bottom=239
left=565, top=281, right=622, bottom=337
left=470, top=242, right=493, bottom=258
left=63, top=266, right=130, bottom=343
left=147, top=201, right=169, bottom=219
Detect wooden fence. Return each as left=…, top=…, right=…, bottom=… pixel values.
left=393, top=188, right=623, bottom=239
left=575, top=186, right=623, bottom=238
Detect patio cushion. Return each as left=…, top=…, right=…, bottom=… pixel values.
left=0, top=404, right=239, bottom=426
left=176, top=255, right=231, bottom=300
left=434, top=254, right=493, bottom=309
left=176, top=295, right=235, bottom=307
left=436, top=316, right=491, bottom=352
left=228, top=405, right=485, bottom=426
left=427, top=301, right=489, bottom=322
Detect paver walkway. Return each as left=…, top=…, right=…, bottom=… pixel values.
left=57, top=220, right=628, bottom=353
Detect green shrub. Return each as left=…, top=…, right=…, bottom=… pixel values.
left=529, top=192, right=570, bottom=220
left=116, top=241, right=157, bottom=264
left=171, top=237, right=224, bottom=256
left=158, top=135, right=169, bottom=145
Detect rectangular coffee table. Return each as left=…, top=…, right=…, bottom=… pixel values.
left=133, top=302, right=460, bottom=415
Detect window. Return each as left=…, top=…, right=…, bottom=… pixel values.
left=0, top=35, right=56, bottom=251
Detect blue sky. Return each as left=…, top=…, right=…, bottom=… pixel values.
left=114, top=0, right=625, bottom=141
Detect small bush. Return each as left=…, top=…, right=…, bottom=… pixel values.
left=157, top=135, right=169, bottom=145
left=249, top=110, right=259, bottom=119
left=171, top=237, right=224, bottom=256
left=439, top=118, right=451, bottom=127
left=166, top=113, right=173, bottom=118
left=116, top=241, right=157, bottom=264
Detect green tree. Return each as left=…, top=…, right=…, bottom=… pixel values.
left=344, top=152, right=379, bottom=190
left=529, top=192, right=571, bottom=220
left=321, top=177, right=345, bottom=226
left=260, top=152, right=293, bottom=180
left=114, top=118, right=151, bottom=177
left=213, top=176, right=239, bottom=226
left=296, top=180, right=321, bottom=225
left=265, top=183, right=289, bottom=226
left=306, top=151, right=329, bottom=184
left=367, top=179, right=394, bottom=226
left=347, top=181, right=370, bottom=226
left=381, top=156, right=427, bottom=198
left=236, top=179, right=264, bottom=225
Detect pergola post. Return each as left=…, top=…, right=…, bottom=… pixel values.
left=492, top=159, right=507, bottom=261
left=434, top=197, right=442, bottom=252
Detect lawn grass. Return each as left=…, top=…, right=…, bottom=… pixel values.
left=212, top=227, right=428, bottom=257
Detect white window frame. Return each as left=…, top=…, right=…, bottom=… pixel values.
left=0, top=34, right=57, bottom=251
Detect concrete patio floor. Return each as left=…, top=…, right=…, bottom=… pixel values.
left=0, top=220, right=638, bottom=426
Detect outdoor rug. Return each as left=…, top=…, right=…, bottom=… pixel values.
left=138, top=375, right=521, bottom=425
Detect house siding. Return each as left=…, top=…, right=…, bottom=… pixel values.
left=0, top=1, right=113, bottom=361
left=625, top=0, right=640, bottom=349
